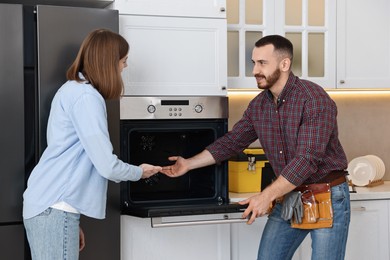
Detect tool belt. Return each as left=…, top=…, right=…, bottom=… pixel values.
left=281, top=172, right=347, bottom=229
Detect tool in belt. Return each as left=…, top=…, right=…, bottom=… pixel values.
left=280, top=171, right=347, bottom=229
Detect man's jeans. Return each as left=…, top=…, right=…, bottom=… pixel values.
left=258, top=181, right=351, bottom=260
left=24, top=208, right=80, bottom=260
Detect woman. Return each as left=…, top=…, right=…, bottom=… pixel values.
left=23, top=29, right=162, bottom=259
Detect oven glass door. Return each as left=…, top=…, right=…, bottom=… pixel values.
left=120, top=119, right=229, bottom=217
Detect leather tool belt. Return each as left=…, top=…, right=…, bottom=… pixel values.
left=281, top=172, right=347, bottom=229
left=294, top=174, right=347, bottom=194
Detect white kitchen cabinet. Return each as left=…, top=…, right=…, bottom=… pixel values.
left=121, top=213, right=308, bottom=260
left=229, top=200, right=390, bottom=260
left=121, top=199, right=390, bottom=260
left=287, top=200, right=390, bottom=260
left=336, top=0, right=390, bottom=89
left=119, top=14, right=227, bottom=96
left=230, top=214, right=266, bottom=260
left=388, top=200, right=390, bottom=257
left=110, top=0, right=226, bottom=18
left=344, top=200, right=390, bottom=259
left=227, top=0, right=336, bottom=89
left=229, top=213, right=309, bottom=260
left=121, top=214, right=231, bottom=260
left=227, top=0, right=390, bottom=90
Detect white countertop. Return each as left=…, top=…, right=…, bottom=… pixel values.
left=350, top=181, right=390, bottom=200
left=229, top=181, right=390, bottom=202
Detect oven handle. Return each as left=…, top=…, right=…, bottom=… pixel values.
left=151, top=215, right=248, bottom=228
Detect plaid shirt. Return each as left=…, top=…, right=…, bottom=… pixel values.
left=207, top=73, right=347, bottom=186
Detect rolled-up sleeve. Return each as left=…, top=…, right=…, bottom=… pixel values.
left=207, top=102, right=259, bottom=163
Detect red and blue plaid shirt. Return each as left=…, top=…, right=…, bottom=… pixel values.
left=207, top=73, right=347, bottom=186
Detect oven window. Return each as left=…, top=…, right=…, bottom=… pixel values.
left=127, top=128, right=217, bottom=203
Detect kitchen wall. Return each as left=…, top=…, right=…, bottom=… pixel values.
left=228, top=90, right=390, bottom=181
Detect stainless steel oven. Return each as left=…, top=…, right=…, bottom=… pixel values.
left=119, top=96, right=245, bottom=220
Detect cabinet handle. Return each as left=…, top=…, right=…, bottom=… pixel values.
left=339, top=80, right=345, bottom=84
left=351, top=207, right=366, bottom=211
left=151, top=215, right=247, bottom=228
left=220, top=7, right=226, bottom=12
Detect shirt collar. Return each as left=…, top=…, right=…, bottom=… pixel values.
left=78, top=72, right=90, bottom=84
left=265, top=72, right=296, bottom=103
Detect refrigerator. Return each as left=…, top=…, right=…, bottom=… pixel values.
left=0, top=3, right=120, bottom=260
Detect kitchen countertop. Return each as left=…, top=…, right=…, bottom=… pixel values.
left=229, top=181, right=390, bottom=202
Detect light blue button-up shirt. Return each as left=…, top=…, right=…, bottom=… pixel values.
left=23, top=76, right=142, bottom=219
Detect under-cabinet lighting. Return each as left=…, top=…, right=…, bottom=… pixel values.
left=228, top=89, right=390, bottom=96
left=325, top=89, right=390, bottom=95
left=227, top=90, right=261, bottom=96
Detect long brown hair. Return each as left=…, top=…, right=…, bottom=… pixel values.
left=66, top=29, right=129, bottom=100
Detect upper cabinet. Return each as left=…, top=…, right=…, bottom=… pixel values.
left=119, top=15, right=227, bottom=96
left=111, top=0, right=226, bottom=18
left=111, top=0, right=228, bottom=96
left=336, top=0, right=390, bottom=89
left=227, top=0, right=390, bottom=90
left=111, top=0, right=390, bottom=91
left=227, top=0, right=336, bottom=89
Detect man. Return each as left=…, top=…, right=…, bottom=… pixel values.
left=161, top=35, right=350, bottom=260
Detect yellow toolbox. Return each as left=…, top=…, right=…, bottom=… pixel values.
left=228, top=148, right=268, bottom=193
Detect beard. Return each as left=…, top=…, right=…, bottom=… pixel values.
left=255, top=68, right=281, bottom=90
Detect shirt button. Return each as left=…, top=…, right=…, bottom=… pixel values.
left=279, top=151, right=283, bottom=154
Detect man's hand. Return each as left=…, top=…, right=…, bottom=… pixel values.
left=161, top=150, right=217, bottom=178
left=238, top=193, right=273, bottom=224
left=161, top=156, right=190, bottom=177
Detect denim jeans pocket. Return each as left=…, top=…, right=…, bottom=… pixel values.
left=331, top=182, right=350, bottom=212
left=37, top=208, right=52, bottom=217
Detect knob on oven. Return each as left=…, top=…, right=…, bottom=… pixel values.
left=194, top=104, right=203, bottom=113
left=147, top=104, right=156, bottom=113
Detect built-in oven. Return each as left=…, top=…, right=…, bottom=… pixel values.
left=120, top=96, right=246, bottom=225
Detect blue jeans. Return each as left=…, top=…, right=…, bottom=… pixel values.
left=24, top=208, right=80, bottom=260
left=258, top=182, right=350, bottom=260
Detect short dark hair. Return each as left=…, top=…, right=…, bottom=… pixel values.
left=255, top=35, right=293, bottom=61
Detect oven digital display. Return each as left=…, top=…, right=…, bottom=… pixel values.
left=161, top=100, right=189, bottom=106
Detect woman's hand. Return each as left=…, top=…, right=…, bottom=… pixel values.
left=139, top=164, right=162, bottom=179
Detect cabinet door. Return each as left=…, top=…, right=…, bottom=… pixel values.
left=291, top=200, right=390, bottom=260
left=229, top=214, right=309, bottom=260
left=230, top=214, right=266, bottom=260
left=345, top=200, right=389, bottom=259
left=337, top=0, right=390, bottom=88
left=119, top=15, right=227, bottom=96
left=111, top=0, right=226, bottom=18
left=121, top=215, right=231, bottom=260
left=227, top=0, right=336, bottom=89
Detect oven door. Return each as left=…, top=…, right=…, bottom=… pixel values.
left=120, top=119, right=244, bottom=217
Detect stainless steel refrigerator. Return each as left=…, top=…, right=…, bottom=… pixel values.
left=0, top=3, right=120, bottom=259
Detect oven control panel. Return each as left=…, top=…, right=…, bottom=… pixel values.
left=120, top=96, right=228, bottom=119
left=146, top=103, right=192, bottom=117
